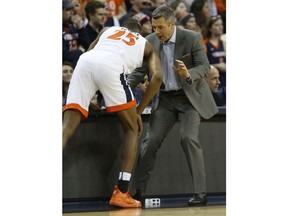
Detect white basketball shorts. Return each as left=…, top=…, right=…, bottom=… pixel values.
left=63, top=50, right=136, bottom=119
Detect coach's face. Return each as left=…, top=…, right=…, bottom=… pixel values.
left=152, top=17, right=175, bottom=43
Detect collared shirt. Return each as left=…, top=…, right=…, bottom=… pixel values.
left=160, top=26, right=182, bottom=91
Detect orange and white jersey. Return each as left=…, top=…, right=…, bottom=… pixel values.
left=92, top=26, right=147, bottom=74
left=63, top=26, right=147, bottom=118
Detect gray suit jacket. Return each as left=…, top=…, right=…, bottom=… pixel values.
left=128, top=27, right=218, bottom=119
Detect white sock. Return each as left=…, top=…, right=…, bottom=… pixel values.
left=119, top=172, right=131, bottom=181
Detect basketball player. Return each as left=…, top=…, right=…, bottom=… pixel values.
left=62, top=18, right=163, bottom=208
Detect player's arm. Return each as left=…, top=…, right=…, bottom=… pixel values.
left=136, top=41, right=163, bottom=115
left=87, top=27, right=110, bottom=51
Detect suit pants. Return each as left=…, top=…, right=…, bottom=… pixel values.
left=133, top=90, right=206, bottom=194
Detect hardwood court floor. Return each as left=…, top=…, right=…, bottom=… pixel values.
left=63, top=206, right=226, bottom=216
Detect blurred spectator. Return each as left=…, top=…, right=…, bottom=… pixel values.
left=124, top=0, right=132, bottom=12
left=104, top=0, right=122, bottom=27
left=152, top=0, right=168, bottom=7
left=179, top=13, right=206, bottom=45
left=186, top=0, right=217, bottom=16
left=63, top=0, right=90, bottom=68
left=119, top=0, right=153, bottom=25
left=105, top=0, right=127, bottom=19
left=71, top=0, right=89, bottom=27
left=220, top=33, right=226, bottom=51
left=184, top=0, right=194, bottom=8
left=180, top=13, right=206, bottom=44
left=84, top=1, right=106, bottom=43
left=190, top=0, right=210, bottom=38
left=215, top=0, right=225, bottom=14
left=62, top=61, right=74, bottom=106
left=207, top=0, right=217, bottom=16
left=133, top=12, right=152, bottom=36
left=205, top=66, right=226, bottom=106
left=204, top=15, right=226, bottom=88
left=214, top=0, right=226, bottom=33
left=180, top=13, right=199, bottom=32
left=170, top=0, right=189, bottom=24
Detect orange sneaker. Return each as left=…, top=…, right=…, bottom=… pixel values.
left=109, top=185, right=142, bottom=208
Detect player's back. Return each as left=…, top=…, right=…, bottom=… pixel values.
left=92, top=26, right=147, bottom=74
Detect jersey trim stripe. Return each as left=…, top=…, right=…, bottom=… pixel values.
left=120, top=73, right=133, bottom=102
left=63, top=103, right=88, bottom=120
left=106, top=100, right=136, bottom=112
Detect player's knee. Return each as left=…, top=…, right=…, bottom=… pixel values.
left=181, top=135, right=200, bottom=149
left=125, top=121, right=138, bottom=134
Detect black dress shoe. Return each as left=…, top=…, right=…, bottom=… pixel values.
left=188, top=193, right=208, bottom=206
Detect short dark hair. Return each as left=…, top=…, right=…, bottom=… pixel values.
left=85, top=1, right=105, bottom=21
left=62, top=61, right=74, bottom=68
left=121, top=18, right=142, bottom=33
left=151, top=5, right=174, bottom=23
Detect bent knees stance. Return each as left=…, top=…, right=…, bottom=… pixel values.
left=116, top=107, right=138, bottom=135
left=181, top=134, right=201, bottom=151
left=179, top=108, right=202, bottom=152
left=139, top=129, right=165, bottom=159
left=139, top=112, right=176, bottom=158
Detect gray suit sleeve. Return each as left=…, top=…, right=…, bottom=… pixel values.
left=189, top=33, right=210, bottom=82
left=127, top=61, right=149, bottom=89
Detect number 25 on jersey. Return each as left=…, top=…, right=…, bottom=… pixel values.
left=107, top=29, right=139, bottom=46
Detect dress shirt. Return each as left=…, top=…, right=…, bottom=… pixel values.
left=160, top=27, right=182, bottom=91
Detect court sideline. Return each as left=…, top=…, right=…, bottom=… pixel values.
left=63, top=195, right=226, bottom=216
left=63, top=206, right=226, bottom=216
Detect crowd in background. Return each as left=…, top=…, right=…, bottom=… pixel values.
left=62, top=0, right=226, bottom=109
